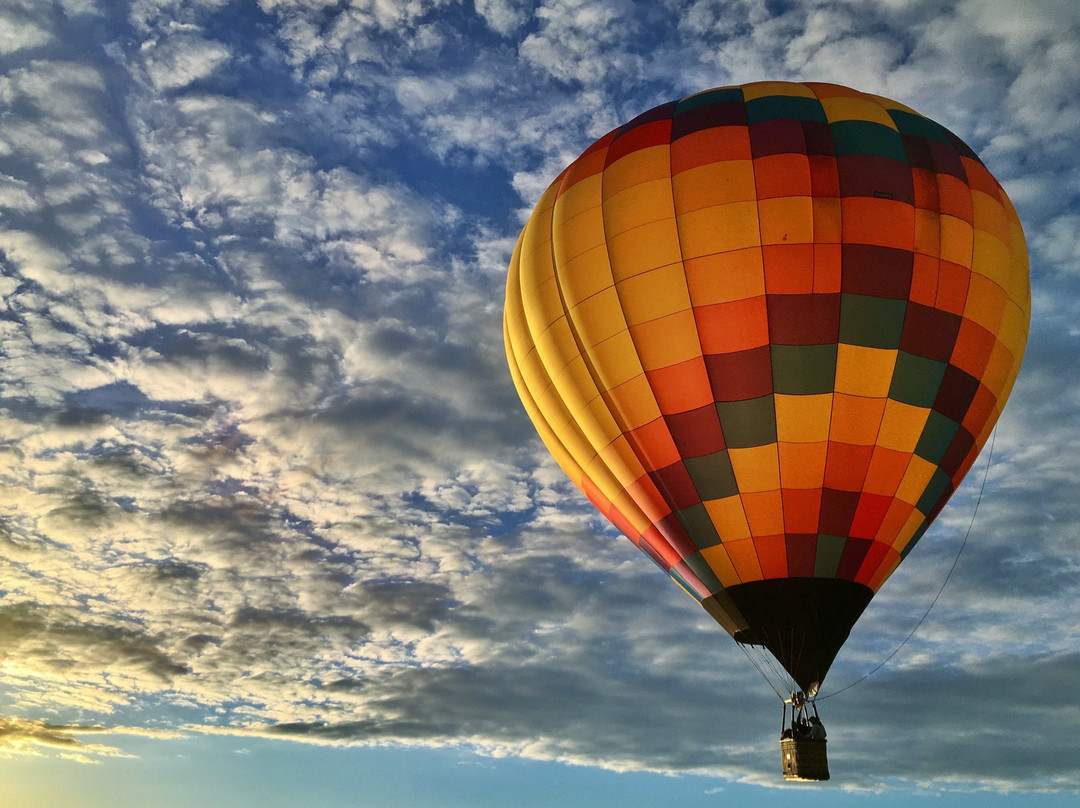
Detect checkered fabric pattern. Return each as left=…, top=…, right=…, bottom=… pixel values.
left=504, top=81, right=1029, bottom=617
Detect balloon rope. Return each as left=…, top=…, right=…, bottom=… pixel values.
left=817, top=426, right=998, bottom=701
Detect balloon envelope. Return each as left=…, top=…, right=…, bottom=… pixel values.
left=503, top=81, right=1029, bottom=694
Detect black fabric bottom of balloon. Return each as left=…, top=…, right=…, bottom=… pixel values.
left=702, top=578, right=874, bottom=695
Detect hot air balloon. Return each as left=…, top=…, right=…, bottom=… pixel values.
left=503, top=81, right=1029, bottom=779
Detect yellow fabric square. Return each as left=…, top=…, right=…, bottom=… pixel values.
left=554, top=172, right=601, bottom=223
left=775, top=393, right=832, bottom=443
left=684, top=249, right=765, bottom=304
left=677, top=201, right=761, bottom=259
left=939, top=214, right=974, bottom=266
left=971, top=230, right=1009, bottom=287
left=629, top=310, right=702, bottom=370
left=742, top=81, right=815, bottom=100
left=569, top=286, right=627, bottom=348
left=672, top=160, right=757, bottom=211
left=602, top=145, right=671, bottom=198
left=829, top=394, right=886, bottom=446
left=573, top=391, right=622, bottom=452
left=586, top=330, right=643, bottom=390
left=758, top=196, right=814, bottom=245
left=616, top=263, right=692, bottom=326
left=605, top=373, right=662, bottom=431
left=703, top=496, right=752, bottom=540
left=603, top=178, right=677, bottom=237
left=553, top=202, right=606, bottom=263
left=599, top=434, right=647, bottom=484
left=606, top=219, right=683, bottom=281
left=835, top=345, right=896, bottom=397
left=971, top=189, right=1010, bottom=244
left=729, top=445, right=781, bottom=492
left=877, top=399, right=931, bottom=452
left=895, top=455, right=937, bottom=505
left=890, top=510, right=928, bottom=551
left=821, top=96, right=897, bottom=127
left=700, top=543, right=742, bottom=588
left=533, top=316, right=577, bottom=369
left=559, top=245, right=614, bottom=309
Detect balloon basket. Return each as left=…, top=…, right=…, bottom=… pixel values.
left=780, top=737, right=829, bottom=781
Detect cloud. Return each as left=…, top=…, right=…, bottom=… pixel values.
left=0, top=0, right=1076, bottom=797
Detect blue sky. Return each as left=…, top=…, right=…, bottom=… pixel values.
left=0, top=0, right=1077, bottom=804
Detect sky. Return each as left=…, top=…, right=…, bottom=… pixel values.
left=0, top=0, right=1077, bottom=805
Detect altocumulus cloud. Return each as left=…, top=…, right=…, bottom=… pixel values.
left=0, top=0, right=1078, bottom=793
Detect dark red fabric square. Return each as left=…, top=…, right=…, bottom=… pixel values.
left=766, top=293, right=841, bottom=344
left=841, top=245, right=914, bottom=299
left=704, top=345, right=774, bottom=401
left=665, top=404, right=727, bottom=458
left=901, top=303, right=963, bottom=362
left=648, top=461, right=701, bottom=512
left=836, top=537, right=873, bottom=581
left=819, top=488, right=862, bottom=536
left=837, top=154, right=915, bottom=205
left=933, top=364, right=981, bottom=422
left=785, top=534, right=818, bottom=578
left=749, top=119, right=807, bottom=158
left=672, top=103, right=748, bottom=139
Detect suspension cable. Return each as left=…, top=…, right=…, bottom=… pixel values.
left=817, top=427, right=998, bottom=701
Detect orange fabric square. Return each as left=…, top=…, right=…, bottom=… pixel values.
left=982, top=341, right=1017, bottom=393
left=862, top=447, right=912, bottom=496
left=759, top=196, right=814, bottom=245
left=963, top=273, right=1007, bottom=333
left=781, top=487, right=822, bottom=533
left=752, top=533, right=788, bottom=579
left=867, top=548, right=902, bottom=591
left=670, top=127, right=753, bottom=173
left=630, top=310, right=702, bottom=370
left=876, top=498, right=915, bottom=545
left=829, top=394, right=886, bottom=445
left=961, top=157, right=1002, bottom=198
left=813, top=244, right=842, bottom=292
left=854, top=541, right=894, bottom=588
left=909, top=253, right=939, bottom=307
left=913, top=208, right=940, bottom=257
left=624, top=476, right=673, bottom=525
left=813, top=197, right=843, bottom=243
left=841, top=197, right=914, bottom=251
left=950, top=318, right=996, bottom=379
left=809, top=155, right=840, bottom=196
left=626, top=417, right=681, bottom=471
left=695, top=296, right=770, bottom=353
left=763, top=244, right=815, bottom=293
left=824, top=442, right=874, bottom=491
left=937, top=174, right=973, bottom=222
left=911, top=167, right=939, bottom=210
left=753, top=153, right=812, bottom=198
left=641, top=524, right=682, bottom=567
left=724, top=537, right=764, bottom=582
left=742, top=490, right=785, bottom=535
left=646, top=356, right=713, bottom=414
left=936, top=260, right=971, bottom=314
left=961, top=384, right=997, bottom=437
left=778, top=441, right=828, bottom=488
left=684, top=248, right=765, bottom=305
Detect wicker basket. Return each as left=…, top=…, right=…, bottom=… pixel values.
left=780, top=737, right=830, bottom=781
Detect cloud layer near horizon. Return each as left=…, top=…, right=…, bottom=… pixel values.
left=0, top=0, right=1078, bottom=793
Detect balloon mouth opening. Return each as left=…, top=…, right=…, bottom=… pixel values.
left=704, top=578, right=874, bottom=694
